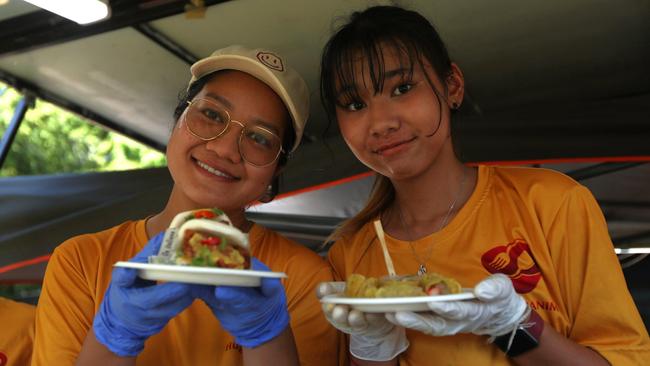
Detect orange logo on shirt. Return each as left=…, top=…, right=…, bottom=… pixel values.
left=481, top=239, right=541, bottom=293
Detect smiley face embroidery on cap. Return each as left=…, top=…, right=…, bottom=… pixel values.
left=257, top=52, right=284, bottom=72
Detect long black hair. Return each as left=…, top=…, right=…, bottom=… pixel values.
left=320, top=5, right=458, bottom=240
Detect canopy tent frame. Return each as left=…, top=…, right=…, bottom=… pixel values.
left=0, top=93, right=33, bottom=167
left=0, top=0, right=230, bottom=58
left=0, top=69, right=165, bottom=150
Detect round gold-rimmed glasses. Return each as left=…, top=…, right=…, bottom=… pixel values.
left=183, top=98, right=284, bottom=167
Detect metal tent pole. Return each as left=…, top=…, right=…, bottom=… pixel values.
left=0, top=94, right=34, bottom=169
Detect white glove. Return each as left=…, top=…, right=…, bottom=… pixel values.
left=386, top=274, right=529, bottom=337
left=317, top=282, right=409, bottom=361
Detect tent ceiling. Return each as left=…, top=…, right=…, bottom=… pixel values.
left=0, top=0, right=649, bottom=229
left=0, top=0, right=36, bottom=20
left=1, top=28, right=189, bottom=144
left=0, top=0, right=648, bottom=192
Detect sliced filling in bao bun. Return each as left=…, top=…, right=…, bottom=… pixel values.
left=344, top=273, right=462, bottom=298
left=167, top=209, right=251, bottom=269
left=169, top=208, right=230, bottom=229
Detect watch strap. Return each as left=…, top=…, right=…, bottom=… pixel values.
left=493, top=309, right=544, bottom=357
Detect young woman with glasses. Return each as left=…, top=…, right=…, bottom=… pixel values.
left=316, top=5, right=650, bottom=366
left=32, top=46, right=340, bottom=366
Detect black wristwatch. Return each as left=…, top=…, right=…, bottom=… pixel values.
left=493, top=309, right=544, bottom=357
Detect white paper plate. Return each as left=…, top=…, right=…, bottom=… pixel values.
left=114, top=261, right=286, bottom=287
left=320, top=289, right=476, bottom=313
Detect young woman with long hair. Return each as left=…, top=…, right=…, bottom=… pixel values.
left=318, top=6, right=650, bottom=365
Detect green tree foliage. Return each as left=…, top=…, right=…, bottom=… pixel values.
left=0, top=84, right=168, bottom=302
left=0, top=83, right=166, bottom=176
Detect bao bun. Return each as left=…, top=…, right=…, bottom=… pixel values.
left=176, top=218, right=249, bottom=250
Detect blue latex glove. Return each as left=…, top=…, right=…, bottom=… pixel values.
left=193, top=258, right=290, bottom=348
left=93, top=232, right=195, bottom=357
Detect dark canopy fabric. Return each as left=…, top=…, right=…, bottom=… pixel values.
left=0, top=168, right=173, bottom=278
left=0, top=166, right=347, bottom=281
left=2, top=161, right=650, bottom=282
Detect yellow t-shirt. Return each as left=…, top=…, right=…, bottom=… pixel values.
left=0, top=297, right=35, bottom=366
left=328, top=165, right=650, bottom=365
left=32, top=221, right=340, bottom=366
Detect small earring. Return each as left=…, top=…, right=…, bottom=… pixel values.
left=258, top=184, right=274, bottom=203
left=451, top=102, right=459, bottom=110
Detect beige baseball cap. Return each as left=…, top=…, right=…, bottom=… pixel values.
left=189, top=45, right=309, bottom=152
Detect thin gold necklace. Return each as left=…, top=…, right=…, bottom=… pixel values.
left=396, top=169, right=467, bottom=275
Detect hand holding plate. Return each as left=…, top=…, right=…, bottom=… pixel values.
left=318, top=281, right=409, bottom=361
left=387, top=273, right=529, bottom=337
left=93, top=233, right=195, bottom=356
left=192, top=258, right=290, bottom=348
